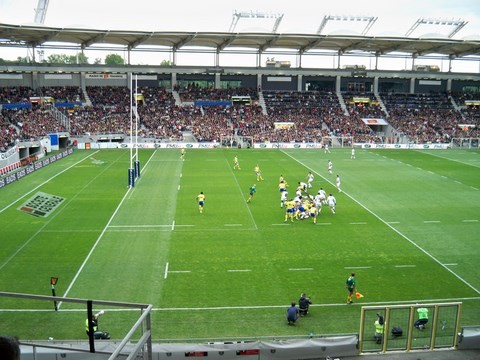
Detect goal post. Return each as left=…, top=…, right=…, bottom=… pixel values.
left=359, top=302, right=462, bottom=354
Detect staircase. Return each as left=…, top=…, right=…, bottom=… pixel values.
left=258, top=92, right=268, bottom=115
left=172, top=90, right=182, bottom=106
left=336, top=91, right=349, bottom=116
left=82, top=88, right=92, bottom=106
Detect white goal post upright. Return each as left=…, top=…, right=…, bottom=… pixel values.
left=128, top=74, right=141, bottom=187
left=133, top=75, right=141, bottom=180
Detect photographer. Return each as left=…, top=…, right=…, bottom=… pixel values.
left=298, top=293, right=312, bottom=316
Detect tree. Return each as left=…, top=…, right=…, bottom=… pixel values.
left=46, top=53, right=89, bottom=64
left=160, top=59, right=173, bottom=66
left=105, top=54, right=124, bottom=65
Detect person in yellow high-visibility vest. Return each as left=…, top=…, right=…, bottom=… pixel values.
left=85, top=310, right=110, bottom=339
left=374, top=314, right=385, bottom=344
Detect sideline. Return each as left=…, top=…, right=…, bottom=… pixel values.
left=281, top=150, right=480, bottom=296
left=2, top=296, right=479, bottom=313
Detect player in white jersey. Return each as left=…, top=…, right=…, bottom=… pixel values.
left=328, top=160, right=333, bottom=175
left=280, top=190, right=288, bottom=208
left=351, top=148, right=356, bottom=159
left=327, top=194, right=336, bottom=214
left=336, top=175, right=342, bottom=192
left=314, top=193, right=323, bottom=213
left=324, top=143, right=331, bottom=153
left=317, top=188, right=327, bottom=205
left=306, top=172, right=314, bottom=188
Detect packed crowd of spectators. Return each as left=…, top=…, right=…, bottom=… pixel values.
left=0, top=85, right=479, bottom=149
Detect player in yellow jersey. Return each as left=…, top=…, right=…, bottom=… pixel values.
left=180, top=148, right=185, bottom=161
left=233, top=154, right=241, bottom=170
left=308, top=203, right=319, bottom=224
left=196, top=192, right=205, bottom=213
left=254, top=164, right=264, bottom=181
left=284, top=199, right=296, bottom=223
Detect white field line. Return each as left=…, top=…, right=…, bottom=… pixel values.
left=164, top=262, right=169, bottom=279
left=395, top=265, right=416, bottom=268
left=4, top=296, right=479, bottom=313
left=61, top=150, right=158, bottom=307
left=421, top=150, right=480, bottom=169
left=0, top=151, right=121, bottom=273
left=60, top=188, right=134, bottom=307
left=0, top=150, right=100, bottom=214
left=225, top=158, right=258, bottom=230
left=281, top=150, right=480, bottom=295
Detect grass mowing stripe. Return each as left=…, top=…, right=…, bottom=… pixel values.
left=60, top=150, right=159, bottom=306
left=0, top=150, right=122, bottom=273
left=0, top=150, right=100, bottom=214
left=225, top=157, right=258, bottom=230
left=421, top=150, right=480, bottom=168
left=281, top=149, right=480, bottom=296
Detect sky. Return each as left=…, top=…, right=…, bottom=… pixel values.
left=0, top=0, right=479, bottom=70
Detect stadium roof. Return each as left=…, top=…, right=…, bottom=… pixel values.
left=0, top=22, right=479, bottom=58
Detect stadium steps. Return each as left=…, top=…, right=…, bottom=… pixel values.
left=172, top=90, right=182, bottom=106
left=82, top=88, right=92, bottom=106
left=336, top=91, right=349, bottom=116
left=258, top=92, right=268, bottom=115
left=374, top=91, right=389, bottom=118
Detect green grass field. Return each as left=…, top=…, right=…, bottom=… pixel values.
left=0, top=148, right=479, bottom=342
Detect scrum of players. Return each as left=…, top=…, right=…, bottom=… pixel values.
left=279, top=172, right=336, bottom=224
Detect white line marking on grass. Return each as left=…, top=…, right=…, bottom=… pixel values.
left=424, top=220, right=440, bottom=223
left=387, top=222, right=400, bottom=224
left=443, top=263, right=458, bottom=266
left=60, top=186, right=135, bottom=307
left=224, top=224, right=243, bottom=227
left=227, top=269, right=251, bottom=272
left=289, top=268, right=314, bottom=271
left=350, top=222, right=367, bottom=225
left=471, top=187, right=479, bottom=191
left=428, top=171, right=434, bottom=174
left=172, top=221, right=175, bottom=231
left=281, top=150, right=480, bottom=296
left=422, top=151, right=480, bottom=168
left=395, top=265, right=416, bottom=268
left=225, top=158, right=258, bottom=230
left=169, top=270, right=191, bottom=273
left=60, top=151, right=159, bottom=307
left=6, top=296, right=480, bottom=314
left=164, top=262, right=169, bottom=279
left=462, top=220, right=478, bottom=223
left=345, top=266, right=371, bottom=269
left=454, top=180, right=462, bottom=184
left=0, top=150, right=100, bottom=214
left=178, top=185, right=180, bottom=191
left=108, top=224, right=172, bottom=228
